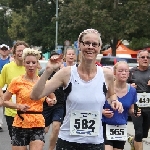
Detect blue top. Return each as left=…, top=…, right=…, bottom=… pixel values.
left=102, top=85, right=137, bottom=125
left=63, top=62, right=67, bottom=67
left=0, top=57, right=10, bottom=73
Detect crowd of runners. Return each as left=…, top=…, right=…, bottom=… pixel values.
left=0, top=29, right=150, bottom=150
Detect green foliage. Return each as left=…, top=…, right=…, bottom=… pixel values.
left=1, top=0, right=150, bottom=53
left=58, top=0, right=150, bottom=52
left=129, top=37, right=150, bottom=50
left=6, top=0, right=58, bottom=52
left=0, top=0, right=12, bottom=45
left=8, top=11, right=28, bottom=41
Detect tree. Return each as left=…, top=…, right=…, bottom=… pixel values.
left=0, top=0, right=12, bottom=45
left=58, top=0, right=94, bottom=44
left=7, top=0, right=59, bottom=52
left=129, top=37, right=150, bottom=50
left=58, top=0, right=150, bottom=54
left=8, top=11, right=28, bottom=41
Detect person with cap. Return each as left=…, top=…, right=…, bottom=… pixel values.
left=0, top=44, right=10, bottom=73
left=0, top=44, right=10, bottom=132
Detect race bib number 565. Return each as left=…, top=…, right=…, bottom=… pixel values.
left=70, top=110, right=100, bottom=136
left=106, top=124, right=127, bottom=141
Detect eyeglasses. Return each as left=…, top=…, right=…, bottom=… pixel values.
left=80, top=41, right=100, bottom=48
left=1, top=48, right=8, bottom=51
left=139, top=56, right=150, bottom=59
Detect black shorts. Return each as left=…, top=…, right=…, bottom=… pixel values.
left=12, top=127, right=45, bottom=146
left=42, top=106, right=64, bottom=127
left=56, top=138, right=104, bottom=150
left=131, top=110, right=150, bottom=142
left=5, top=116, right=14, bottom=139
left=103, top=123, right=126, bottom=149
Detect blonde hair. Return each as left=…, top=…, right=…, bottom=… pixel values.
left=113, top=61, right=129, bottom=72
left=64, top=47, right=75, bottom=56
left=22, top=48, right=41, bottom=60
left=78, top=29, right=102, bottom=46
left=63, top=47, right=76, bottom=62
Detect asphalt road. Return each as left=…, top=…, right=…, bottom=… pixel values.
left=0, top=117, right=149, bottom=150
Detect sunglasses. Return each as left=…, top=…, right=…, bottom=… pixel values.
left=139, top=56, right=150, bottom=59
left=1, top=48, right=8, bottom=51
left=80, top=41, right=100, bottom=48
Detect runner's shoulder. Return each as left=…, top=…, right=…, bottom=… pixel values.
left=57, top=66, right=71, bottom=78
left=2, top=61, right=15, bottom=68
left=128, top=84, right=136, bottom=93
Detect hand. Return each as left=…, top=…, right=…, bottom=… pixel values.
left=102, top=109, right=114, bottom=118
left=17, top=104, right=30, bottom=112
left=110, top=100, right=124, bottom=113
left=0, top=97, right=3, bottom=106
left=136, top=108, right=141, bottom=117
left=147, top=80, right=150, bottom=86
left=131, top=83, right=137, bottom=88
left=46, top=54, right=63, bottom=73
left=46, top=97, right=57, bottom=106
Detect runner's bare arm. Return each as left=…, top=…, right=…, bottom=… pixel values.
left=128, top=104, right=134, bottom=116
left=31, top=67, right=69, bottom=100
left=4, top=90, right=30, bottom=111
left=3, top=90, right=15, bottom=108
left=103, top=67, right=123, bottom=113
left=103, top=67, right=116, bottom=101
left=0, top=89, right=3, bottom=106
left=129, top=104, right=141, bottom=117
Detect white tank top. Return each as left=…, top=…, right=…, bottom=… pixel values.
left=59, top=65, right=106, bottom=144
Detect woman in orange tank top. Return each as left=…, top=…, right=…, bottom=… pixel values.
left=3, top=48, right=56, bottom=150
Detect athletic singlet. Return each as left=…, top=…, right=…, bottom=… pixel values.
left=63, top=62, right=76, bottom=67
left=58, top=65, right=106, bottom=144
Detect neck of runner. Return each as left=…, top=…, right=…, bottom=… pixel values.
left=24, top=74, right=38, bottom=83
left=66, top=61, right=74, bottom=66
left=138, top=66, right=148, bottom=71
left=78, top=63, right=97, bottom=78
left=114, top=80, right=127, bottom=89
left=15, top=59, right=23, bottom=66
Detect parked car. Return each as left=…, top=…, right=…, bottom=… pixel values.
left=38, top=60, right=48, bottom=76
left=100, top=56, right=138, bottom=69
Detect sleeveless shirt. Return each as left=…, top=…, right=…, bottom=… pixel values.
left=58, top=65, right=106, bottom=144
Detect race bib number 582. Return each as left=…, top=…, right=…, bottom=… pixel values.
left=70, top=110, right=100, bottom=136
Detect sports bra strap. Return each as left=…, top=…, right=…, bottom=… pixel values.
left=127, top=84, right=130, bottom=92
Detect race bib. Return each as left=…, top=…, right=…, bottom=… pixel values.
left=137, top=93, right=150, bottom=107
left=70, top=110, right=100, bottom=136
left=106, top=124, right=127, bottom=141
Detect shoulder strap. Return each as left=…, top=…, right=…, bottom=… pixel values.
left=127, top=84, right=130, bottom=92
left=63, top=62, right=67, bottom=67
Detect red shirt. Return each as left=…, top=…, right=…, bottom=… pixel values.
left=95, top=62, right=102, bottom=66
